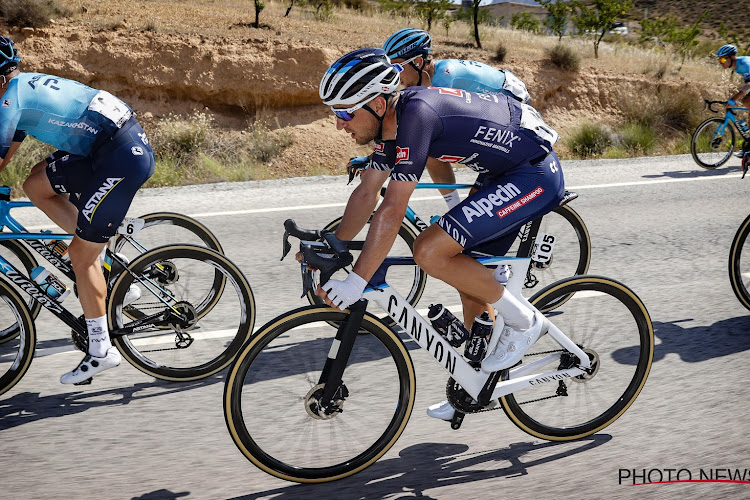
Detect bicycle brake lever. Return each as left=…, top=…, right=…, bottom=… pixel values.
left=281, top=231, right=292, bottom=261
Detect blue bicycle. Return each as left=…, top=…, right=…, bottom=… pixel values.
left=691, top=99, right=750, bottom=169
left=0, top=186, right=255, bottom=397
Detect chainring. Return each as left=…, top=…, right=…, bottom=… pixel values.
left=445, top=377, right=491, bottom=414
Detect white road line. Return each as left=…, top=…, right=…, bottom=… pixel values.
left=188, top=173, right=744, bottom=218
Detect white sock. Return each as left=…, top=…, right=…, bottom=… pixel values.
left=443, top=190, right=461, bottom=209
left=86, top=315, right=111, bottom=357
left=491, top=292, right=533, bottom=331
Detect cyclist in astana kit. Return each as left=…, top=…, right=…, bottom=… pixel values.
left=0, top=36, right=155, bottom=384
left=318, top=48, right=562, bottom=420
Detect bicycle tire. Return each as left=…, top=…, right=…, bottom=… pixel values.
left=107, top=244, right=255, bottom=381
left=114, top=212, right=224, bottom=255
left=729, top=213, right=750, bottom=310
left=0, top=240, right=42, bottom=344
left=306, top=216, right=426, bottom=325
left=224, top=305, right=416, bottom=483
left=500, top=276, right=653, bottom=440
left=0, top=278, right=37, bottom=397
left=691, top=117, right=736, bottom=169
left=515, top=205, right=592, bottom=312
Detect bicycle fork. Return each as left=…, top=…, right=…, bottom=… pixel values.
left=309, top=300, right=368, bottom=418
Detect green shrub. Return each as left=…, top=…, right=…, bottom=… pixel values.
left=146, top=111, right=294, bottom=186
left=619, top=121, right=657, bottom=155
left=547, top=43, right=580, bottom=72
left=0, top=0, right=71, bottom=28
left=619, top=85, right=703, bottom=132
left=567, top=123, right=613, bottom=158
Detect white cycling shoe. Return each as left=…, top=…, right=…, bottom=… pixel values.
left=481, top=311, right=548, bottom=373
left=60, top=347, right=121, bottom=384
left=426, top=399, right=500, bottom=421
left=124, top=283, right=142, bottom=306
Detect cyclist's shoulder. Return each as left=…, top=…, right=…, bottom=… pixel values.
left=735, top=56, right=750, bottom=73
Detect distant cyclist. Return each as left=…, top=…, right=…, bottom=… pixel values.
left=0, top=36, right=155, bottom=384
left=717, top=44, right=750, bottom=161
left=318, top=48, right=561, bottom=422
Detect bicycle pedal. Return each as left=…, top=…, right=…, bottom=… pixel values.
left=450, top=410, right=465, bottom=430
left=74, top=377, right=93, bottom=386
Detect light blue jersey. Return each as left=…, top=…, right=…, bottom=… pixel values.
left=0, top=72, right=132, bottom=158
left=432, top=59, right=530, bottom=103
left=735, top=56, right=750, bottom=83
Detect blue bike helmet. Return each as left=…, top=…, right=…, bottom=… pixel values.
left=383, top=28, right=432, bottom=60
left=0, top=36, right=21, bottom=75
left=717, top=44, right=738, bottom=58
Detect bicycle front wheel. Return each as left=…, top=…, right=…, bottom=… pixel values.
left=691, top=117, right=736, bottom=169
left=107, top=244, right=255, bottom=381
left=306, top=216, right=426, bottom=326
left=0, top=279, right=36, bottom=397
left=729, top=214, right=750, bottom=310
left=509, top=205, right=591, bottom=311
left=224, top=306, right=416, bottom=483
left=501, top=276, right=653, bottom=440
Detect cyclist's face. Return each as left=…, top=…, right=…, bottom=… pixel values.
left=392, top=56, right=423, bottom=87
left=719, top=56, right=732, bottom=68
left=334, top=103, right=380, bottom=145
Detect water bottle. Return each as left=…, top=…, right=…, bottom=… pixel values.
left=47, top=240, right=71, bottom=262
left=30, top=266, right=71, bottom=302
left=428, top=303, right=469, bottom=347
left=464, top=312, right=493, bottom=365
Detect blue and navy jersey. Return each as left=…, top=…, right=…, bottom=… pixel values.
left=432, top=59, right=529, bottom=103
left=735, top=56, right=750, bottom=83
left=0, top=72, right=132, bottom=158
left=379, top=87, right=556, bottom=183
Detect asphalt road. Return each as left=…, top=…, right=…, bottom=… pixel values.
left=2, top=154, right=750, bottom=500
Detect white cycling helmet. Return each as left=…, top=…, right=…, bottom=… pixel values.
left=319, top=48, right=400, bottom=109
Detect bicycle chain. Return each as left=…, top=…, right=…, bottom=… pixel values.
left=445, top=348, right=570, bottom=414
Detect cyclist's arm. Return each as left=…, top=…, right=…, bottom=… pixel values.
left=731, top=82, right=750, bottom=104
left=351, top=179, right=416, bottom=281
left=335, top=167, right=390, bottom=240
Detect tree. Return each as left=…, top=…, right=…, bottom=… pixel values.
left=664, top=10, right=708, bottom=70
left=414, top=0, right=452, bottom=31
left=719, top=21, right=750, bottom=54
left=471, top=0, right=482, bottom=48
left=539, top=0, right=571, bottom=41
left=253, top=0, right=265, bottom=27
left=639, top=14, right=677, bottom=45
left=571, top=0, right=633, bottom=58
left=511, top=12, right=542, bottom=33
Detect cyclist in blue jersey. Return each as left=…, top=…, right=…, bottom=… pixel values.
left=0, top=36, right=155, bottom=384
left=717, top=44, right=750, bottom=110
left=717, top=44, right=750, bottom=160
left=318, top=48, right=562, bottom=421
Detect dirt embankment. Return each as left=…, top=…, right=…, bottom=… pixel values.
left=10, top=27, right=727, bottom=173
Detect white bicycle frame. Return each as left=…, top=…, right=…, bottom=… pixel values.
left=362, top=255, right=591, bottom=402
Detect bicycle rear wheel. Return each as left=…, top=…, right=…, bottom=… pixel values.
left=508, top=205, right=591, bottom=311
left=0, top=240, right=42, bottom=344
left=224, top=306, right=416, bottom=483
left=729, top=214, right=750, bottom=310
left=500, top=276, right=653, bottom=440
left=0, top=279, right=36, bottom=397
left=306, top=216, right=426, bottom=326
left=114, top=212, right=224, bottom=258
left=107, top=244, right=255, bottom=381
left=691, top=117, right=736, bottom=169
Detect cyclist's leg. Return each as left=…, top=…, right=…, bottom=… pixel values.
left=23, top=151, right=80, bottom=233
left=425, top=157, right=460, bottom=208
left=61, top=121, right=155, bottom=383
